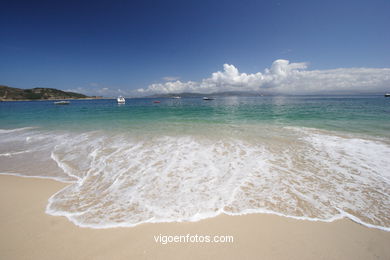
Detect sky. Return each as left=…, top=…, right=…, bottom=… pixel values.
left=1, top=0, right=389, bottom=96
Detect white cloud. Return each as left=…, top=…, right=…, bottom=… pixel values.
left=65, top=87, right=87, bottom=94
left=66, top=85, right=131, bottom=97
left=162, top=76, right=180, bottom=81
left=94, top=88, right=131, bottom=97
left=98, top=87, right=109, bottom=93
left=137, top=59, right=390, bottom=95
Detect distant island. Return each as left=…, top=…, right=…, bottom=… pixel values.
left=0, top=85, right=101, bottom=101
left=143, top=91, right=388, bottom=98
left=144, top=91, right=265, bottom=98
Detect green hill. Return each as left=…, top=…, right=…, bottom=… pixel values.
left=0, top=85, right=88, bottom=101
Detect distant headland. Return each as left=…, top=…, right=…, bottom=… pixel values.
left=143, top=91, right=266, bottom=98
left=0, top=85, right=102, bottom=101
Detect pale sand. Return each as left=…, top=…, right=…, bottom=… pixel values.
left=1, top=175, right=389, bottom=260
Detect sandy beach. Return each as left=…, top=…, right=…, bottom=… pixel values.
left=0, top=174, right=389, bottom=260
left=2, top=0, right=390, bottom=258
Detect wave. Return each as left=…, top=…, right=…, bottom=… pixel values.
left=0, top=127, right=37, bottom=134
left=0, top=172, right=74, bottom=183
left=1, top=126, right=389, bottom=230
left=0, top=150, right=32, bottom=157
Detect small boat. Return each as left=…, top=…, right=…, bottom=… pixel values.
left=54, top=101, right=70, bottom=105
left=172, top=96, right=181, bottom=99
left=153, top=100, right=161, bottom=103
left=385, top=93, right=390, bottom=97
left=203, top=97, right=214, bottom=100
left=117, top=96, right=125, bottom=104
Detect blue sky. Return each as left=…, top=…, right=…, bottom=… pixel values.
left=1, top=0, right=389, bottom=96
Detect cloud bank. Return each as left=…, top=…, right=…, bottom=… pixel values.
left=137, top=59, right=390, bottom=95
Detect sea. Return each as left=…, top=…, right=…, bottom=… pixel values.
left=0, top=96, right=389, bottom=230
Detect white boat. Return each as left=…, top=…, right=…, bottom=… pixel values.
left=117, top=96, right=126, bottom=104
left=54, top=101, right=70, bottom=105
left=203, top=97, right=214, bottom=100
left=385, top=93, right=390, bottom=97
left=172, top=96, right=181, bottom=99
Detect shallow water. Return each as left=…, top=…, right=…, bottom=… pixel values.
left=1, top=96, right=389, bottom=230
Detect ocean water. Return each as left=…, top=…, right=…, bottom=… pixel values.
left=0, top=96, right=389, bottom=230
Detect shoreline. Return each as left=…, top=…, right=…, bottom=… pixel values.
left=1, top=174, right=389, bottom=259
left=0, top=98, right=109, bottom=102
left=2, top=172, right=389, bottom=232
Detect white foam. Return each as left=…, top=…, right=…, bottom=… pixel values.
left=0, top=127, right=37, bottom=134
left=0, top=172, right=74, bottom=183
left=0, top=150, right=31, bottom=157
left=43, top=130, right=390, bottom=230
left=0, top=129, right=78, bottom=181
left=1, top=126, right=389, bottom=230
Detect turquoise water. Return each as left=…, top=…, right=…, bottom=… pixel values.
left=1, top=96, right=390, bottom=230
left=1, top=95, right=390, bottom=137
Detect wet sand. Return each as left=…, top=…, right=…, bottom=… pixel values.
left=0, top=174, right=389, bottom=260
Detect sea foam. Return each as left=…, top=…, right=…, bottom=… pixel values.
left=1, top=126, right=389, bottom=230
